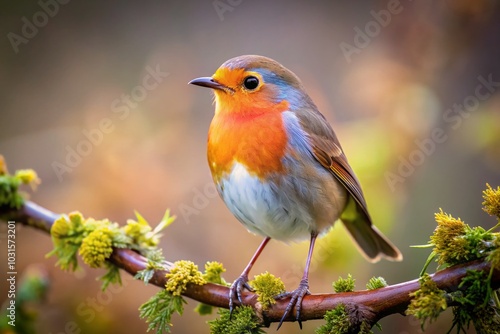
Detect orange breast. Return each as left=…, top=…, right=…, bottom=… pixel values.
left=207, top=101, right=289, bottom=182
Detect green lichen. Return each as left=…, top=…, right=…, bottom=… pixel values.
left=366, top=276, right=387, bottom=290
left=195, top=261, right=228, bottom=315
left=333, top=274, right=355, bottom=293
left=123, top=210, right=175, bottom=251
left=430, top=210, right=467, bottom=266
left=79, top=227, right=114, bottom=268
left=315, top=304, right=351, bottom=334
left=0, top=158, right=39, bottom=209
left=487, top=237, right=500, bottom=271
left=406, top=273, right=447, bottom=329
left=249, top=272, right=285, bottom=310
left=430, top=209, right=494, bottom=267
left=48, top=212, right=128, bottom=272
left=15, top=169, right=39, bottom=186
left=165, top=261, right=206, bottom=296
left=203, top=261, right=227, bottom=285
left=208, top=306, right=265, bottom=334
left=483, top=183, right=500, bottom=218
left=47, top=212, right=88, bottom=271
left=47, top=208, right=174, bottom=291
left=48, top=212, right=125, bottom=289
left=457, top=270, right=491, bottom=307
left=413, top=184, right=500, bottom=333
left=450, top=270, right=496, bottom=332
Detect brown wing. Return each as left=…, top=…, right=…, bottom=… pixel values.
left=294, top=108, right=402, bottom=261
left=293, top=108, right=371, bottom=220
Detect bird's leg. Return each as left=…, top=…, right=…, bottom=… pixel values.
left=229, top=237, right=271, bottom=317
left=276, top=232, right=318, bottom=330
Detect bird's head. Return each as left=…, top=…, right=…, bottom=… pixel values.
left=189, top=55, right=315, bottom=116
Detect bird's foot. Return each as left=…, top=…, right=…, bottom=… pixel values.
left=229, top=274, right=253, bottom=318
left=276, top=279, right=310, bottom=330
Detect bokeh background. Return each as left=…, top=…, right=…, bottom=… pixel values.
left=1, top=1, right=500, bottom=333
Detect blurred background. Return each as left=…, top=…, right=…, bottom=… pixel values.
left=1, top=1, right=500, bottom=333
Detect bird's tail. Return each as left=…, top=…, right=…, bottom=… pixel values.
left=341, top=198, right=402, bottom=262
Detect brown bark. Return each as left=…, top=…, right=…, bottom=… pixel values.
left=2, top=201, right=499, bottom=327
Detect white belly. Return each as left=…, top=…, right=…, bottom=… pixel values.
left=218, top=162, right=332, bottom=242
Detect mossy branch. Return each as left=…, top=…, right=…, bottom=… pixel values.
left=2, top=201, right=500, bottom=330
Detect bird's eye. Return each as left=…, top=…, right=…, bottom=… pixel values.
left=243, top=76, right=259, bottom=90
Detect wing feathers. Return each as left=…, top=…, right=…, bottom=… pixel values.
left=293, top=108, right=402, bottom=261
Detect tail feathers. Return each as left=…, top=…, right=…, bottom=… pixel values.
left=342, top=217, right=403, bottom=263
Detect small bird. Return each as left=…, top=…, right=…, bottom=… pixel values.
left=189, top=55, right=402, bottom=328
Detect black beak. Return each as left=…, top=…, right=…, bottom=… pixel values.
left=188, top=77, right=230, bottom=92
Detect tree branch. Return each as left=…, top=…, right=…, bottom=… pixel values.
left=2, top=201, right=500, bottom=328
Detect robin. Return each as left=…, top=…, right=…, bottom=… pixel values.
left=189, top=55, right=402, bottom=328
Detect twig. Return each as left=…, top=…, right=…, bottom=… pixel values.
left=2, top=201, right=500, bottom=327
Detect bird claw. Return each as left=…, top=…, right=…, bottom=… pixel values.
left=229, top=274, right=253, bottom=318
left=276, top=279, right=310, bottom=330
